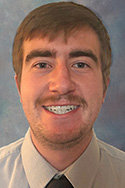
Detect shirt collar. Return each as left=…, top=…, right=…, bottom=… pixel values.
left=21, top=129, right=100, bottom=188
left=21, top=129, right=58, bottom=188
left=65, top=131, right=100, bottom=188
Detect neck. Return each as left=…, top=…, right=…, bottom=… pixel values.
left=30, top=131, right=93, bottom=171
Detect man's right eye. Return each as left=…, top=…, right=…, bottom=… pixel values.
left=34, top=62, right=51, bottom=69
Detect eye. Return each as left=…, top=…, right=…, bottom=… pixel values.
left=72, top=62, right=89, bottom=68
left=34, top=62, right=52, bottom=69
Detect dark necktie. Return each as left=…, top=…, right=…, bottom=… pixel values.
left=45, top=175, right=74, bottom=188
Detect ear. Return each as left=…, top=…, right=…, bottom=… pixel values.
left=102, top=78, right=110, bottom=104
left=15, top=74, right=21, bottom=101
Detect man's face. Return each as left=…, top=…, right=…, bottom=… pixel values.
left=17, top=27, right=106, bottom=149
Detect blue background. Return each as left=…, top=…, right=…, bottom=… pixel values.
left=0, top=0, right=125, bottom=151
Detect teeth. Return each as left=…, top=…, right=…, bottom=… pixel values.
left=44, top=105, right=78, bottom=114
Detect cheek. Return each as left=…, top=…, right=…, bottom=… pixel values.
left=20, top=73, right=36, bottom=103
left=77, top=73, right=104, bottom=108
left=80, top=76, right=103, bottom=95
left=20, top=74, right=49, bottom=105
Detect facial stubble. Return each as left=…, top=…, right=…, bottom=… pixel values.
left=30, top=94, right=93, bottom=150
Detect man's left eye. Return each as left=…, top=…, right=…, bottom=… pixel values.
left=72, top=62, right=89, bottom=68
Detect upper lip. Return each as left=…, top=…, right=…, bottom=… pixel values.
left=42, top=104, right=80, bottom=107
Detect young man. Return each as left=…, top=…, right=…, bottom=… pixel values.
left=0, top=2, right=125, bottom=187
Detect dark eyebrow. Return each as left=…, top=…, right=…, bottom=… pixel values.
left=25, top=49, right=98, bottom=64
left=25, top=49, right=56, bottom=62
left=69, top=50, right=98, bottom=64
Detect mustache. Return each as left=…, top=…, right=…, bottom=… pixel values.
left=35, top=94, right=88, bottom=107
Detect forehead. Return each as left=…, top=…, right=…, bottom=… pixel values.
left=23, top=27, right=101, bottom=59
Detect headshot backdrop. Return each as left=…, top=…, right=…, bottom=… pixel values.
left=0, top=0, right=125, bottom=151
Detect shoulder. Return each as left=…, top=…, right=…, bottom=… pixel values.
left=97, top=138, right=125, bottom=182
left=0, top=138, right=29, bottom=187
left=0, top=138, right=24, bottom=164
left=97, top=138, right=125, bottom=161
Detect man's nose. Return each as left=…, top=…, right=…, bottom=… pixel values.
left=49, top=63, right=76, bottom=95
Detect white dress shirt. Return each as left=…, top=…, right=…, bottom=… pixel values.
left=0, top=128, right=125, bottom=188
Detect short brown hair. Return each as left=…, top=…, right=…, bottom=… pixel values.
left=12, top=2, right=111, bottom=92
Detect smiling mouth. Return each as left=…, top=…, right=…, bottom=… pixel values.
left=43, top=105, right=79, bottom=114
